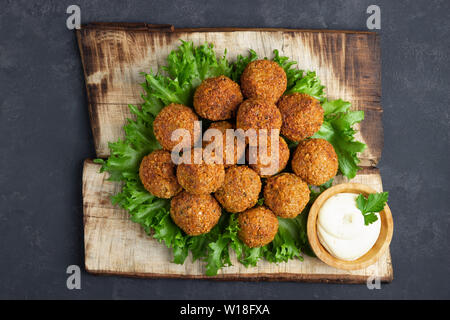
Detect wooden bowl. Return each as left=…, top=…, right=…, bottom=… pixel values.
left=307, top=183, right=393, bottom=270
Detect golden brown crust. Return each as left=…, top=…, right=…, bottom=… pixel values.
left=176, top=149, right=225, bottom=195
left=278, top=93, right=324, bottom=141
left=193, top=76, right=243, bottom=120
left=139, top=150, right=182, bottom=199
left=214, top=166, right=261, bottom=213
left=153, top=103, right=199, bottom=151
left=238, top=206, right=279, bottom=248
left=170, top=191, right=221, bottom=235
left=264, top=173, right=310, bottom=218
left=203, top=121, right=245, bottom=167
left=248, top=136, right=290, bottom=177
left=236, top=98, right=282, bottom=133
left=240, top=60, right=287, bottom=103
left=291, top=138, right=338, bottom=185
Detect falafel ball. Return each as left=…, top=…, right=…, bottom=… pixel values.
left=238, top=206, right=279, bottom=248
left=248, top=136, right=290, bottom=177
left=193, top=75, right=243, bottom=120
left=277, top=93, right=324, bottom=141
left=264, top=173, right=310, bottom=218
left=153, top=103, right=199, bottom=151
left=291, top=138, right=338, bottom=185
left=214, top=166, right=261, bottom=213
left=203, top=121, right=245, bottom=167
left=139, top=149, right=182, bottom=199
left=236, top=98, right=282, bottom=135
left=176, top=149, right=225, bottom=194
left=240, top=59, right=287, bottom=103
left=170, top=191, right=221, bottom=235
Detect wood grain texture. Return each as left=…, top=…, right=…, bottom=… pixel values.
left=83, top=160, right=393, bottom=283
left=77, top=25, right=382, bottom=166
left=78, top=24, right=389, bottom=282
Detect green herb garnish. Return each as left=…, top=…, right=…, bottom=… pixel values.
left=356, top=192, right=389, bottom=225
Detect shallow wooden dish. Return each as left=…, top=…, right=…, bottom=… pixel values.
left=307, top=183, right=393, bottom=270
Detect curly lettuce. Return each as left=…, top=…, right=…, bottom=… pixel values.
left=96, top=41, right=234, bottom=267
left=271, top=49, right=366, bottom=178
left=96, top=41, right=365, bottom=276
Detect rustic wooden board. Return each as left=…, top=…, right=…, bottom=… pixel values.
left=77, top=24, right=382, bottom=166
left=78, top=24, right=390, bottom=282
left=83, top=160, right=392, bottom=282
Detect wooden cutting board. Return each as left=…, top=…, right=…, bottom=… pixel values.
left=77, top=23, right=392, bottom=282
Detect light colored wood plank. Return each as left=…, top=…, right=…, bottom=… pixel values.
left=77, top=28, right=382, bottom=165
left=83, top=160, right=393, bottom=282
left=78, top=25, right=388, bottom=282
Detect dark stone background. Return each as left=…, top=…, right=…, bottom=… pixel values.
left=0, top=0, right=448, bottom=299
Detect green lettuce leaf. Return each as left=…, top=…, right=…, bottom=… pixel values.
left=264, top=218, right=303, bottom=263
left=273, top=50, right=366, bottom=179
left=97, top=41, right=234, bottom=273
left=96, top=42, right=367, bottom=276
left=313, top=99, right=366, bottom=179
left=273, top=49, right=304, bottom=89
left=230, top=49, right=258, bottom=83
left=146, top=40, right=232, bottom=107
left=285, top=71, right=325, bottom=102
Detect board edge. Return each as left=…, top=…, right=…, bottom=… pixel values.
left=80, top=22, right=379, bottom=36
left=84, top=268, right=393, bottom=284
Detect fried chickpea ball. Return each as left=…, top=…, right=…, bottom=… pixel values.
left=292, top=139, right=338, bottom=186
left=240, top=59, right=287, bottom=103
left=153, top=103, right=199, bottom=151
left=248, top=136, right=290, bottom=177
left=139, top=150, right=182, bottom=199
left=193, top=75, right=243, bottom=120
left=176, top=149, right=225, bottom=195
left=203, top=121, right=245, bottom=167
left=214, top=166, right=261, bottom=213
left=238, top=206, right=279, bottom=248
left=277, top=93, right=324, bottom=141
left=264, top=173, right=310, bottom=218
left=170, top=191, right=221, bottom=236
left=236, top=98, right=282, bottom=135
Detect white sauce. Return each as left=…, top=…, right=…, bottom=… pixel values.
left=317, top=193, right=381, bottom=261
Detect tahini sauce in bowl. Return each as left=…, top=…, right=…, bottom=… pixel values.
left=317, top=193, right=381, bottom=261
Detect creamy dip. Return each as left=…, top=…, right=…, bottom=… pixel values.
left=317, top=193, right=381, bottom=261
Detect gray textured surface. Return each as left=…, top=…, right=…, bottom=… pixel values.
left=0, top=0, right=449, bottom=299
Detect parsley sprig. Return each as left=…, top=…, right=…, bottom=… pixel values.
left=356, top=192, right=389, bottom=225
